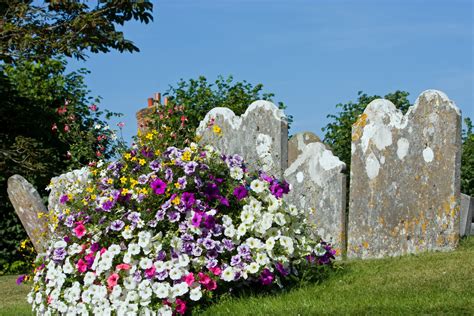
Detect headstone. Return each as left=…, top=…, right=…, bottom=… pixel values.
left=196, top=101, right=288, bottom=177
left=460, top=194, right=473, bottom=237
left=348, top=90, right=462, bottom=259
left=288, top=132, right=322, bottom=165
left=284, top=140, right=347, bottom=256
left=7, top=175, right=49, bottom=253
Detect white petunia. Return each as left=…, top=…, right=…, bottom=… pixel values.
left=138, top=231, right=152, bottom=248
left=169, top=267, right=183, bottom=280
left=240, top=209, right=255, bottom=224
left=246, top=262, right=260, bottom=274
left=108, top=244, right=121, bottom=255
left=189, top=286, right=202, bottom=301
left=152, top=282, right=170, bottom=299
left=250, top=179, right=265, bottom=193
left=139, top=257, right=153, bottom=270
left=128, top=243, right=140, bottom=255
left=274, top=212, right=286, bottom=226
left=221, top=267, right=235, bottom=282
left=229, top=166, right=244, bottom=180
left=224, top=225, right=236, bottom=238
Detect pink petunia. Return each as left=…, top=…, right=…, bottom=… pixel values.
left=145, top=266, right=156, bottom=279
left=205, top=279, right=217, bottom=291
left=209, top=266, right=222, bottom=276
left=184, top=272, right=195, bottom=286
left=175, top=298, right=186, bottom=315
left=74, top=224, right=86, bottom=238
left=198, top=272, right=211, bottom=285
left=107, top=273, right=119, bottom=290
left=116, top=263, right=131, bottom=271
left=76, top=259, right=87, bottom=273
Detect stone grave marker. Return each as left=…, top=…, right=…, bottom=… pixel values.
left=348, top=90, right=462, bottom=258
left=460, top=194, right=473, bottom=237
left=288, top=132, right=322, bottom=165
left=7, top=175, right=50, bottom=253
left=196, top=101, right=288, bottom=177
left=284, top=138, right=347, bottom=256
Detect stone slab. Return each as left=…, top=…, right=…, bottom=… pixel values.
left=460, top=194, right=473, bottom=237
left=348, top=90, right=462, bottom=258
left=7, top=175, right=49, bottom=253
left=284, top=141, right=347, bottom=256
left=196, top=101, right=288, bottom=177
left=288, top=132, right=322, bottom=165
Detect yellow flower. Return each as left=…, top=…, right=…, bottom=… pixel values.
left=107, top=178, right=113, bottom=184
left=174, top=182, right=181, bottom=189
left=37, top=212, right=44, bottom=219
left=139, top=158, right=146, bottom=166
left=131, top=156, right=137, bottom=162
left=124, top=153, right=132, bottom=160
left=121, top=188, right=130, bottom=196
left=155, top=149, right=161, bottom=156
left=212, top=124, right=222, bottom=135
left=86, top=187, right=93, bottom=193
left=130, top=178, right=138, bottom=188
left=91, top=194, right=97, bottom=200
left=146, top=133, right=154, bottom=140
left=172, top=196, right=180, bottom=205
left=182, top=151, right=191, bottom=161
left=120, top=176, right=128, bottom=184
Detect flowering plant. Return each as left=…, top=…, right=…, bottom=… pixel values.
left=27, top=130, right=335, bottom=315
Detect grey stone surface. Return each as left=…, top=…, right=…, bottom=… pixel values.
left=288, top=132, right=322, bottom=165
left=284, top=141, right=347, bottom=257
left=196, top=101, right=288, bottom=177
left=348, top=90, right=462, bottom=259
left=460, top=194, right=473, bottom=237
left=7, top=175, right=49, bottom=253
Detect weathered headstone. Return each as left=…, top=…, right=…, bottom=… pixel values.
left=284, top=138, right=347, bottom=256
left=460, top=194, right=473, bottom=237
left=196, top=101, right=288, bottom=177
left=288, top=132, right=322, bottom=165
left=348, top=90, right=462, bottom=258
left=7, top=175, right=49, bottom=253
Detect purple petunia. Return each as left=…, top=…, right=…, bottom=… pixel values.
left=110, top=219, right=125, bottom=231
left=184, top=161, right=198, bottom=175
left=259, top=268, right=275, bottom=285
left=150, top=178, right=167, bottom=195
left=59, top=194, right=69, bottom=204
left=233, top=185, right=248, bottom=200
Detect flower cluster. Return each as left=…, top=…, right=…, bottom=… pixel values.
left=28, top=136, right=334, bottom=315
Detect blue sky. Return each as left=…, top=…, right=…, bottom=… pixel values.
left=68, top=0, right=473, bottom=142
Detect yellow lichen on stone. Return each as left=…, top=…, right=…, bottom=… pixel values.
left=352, top=113, right=368, bottom=141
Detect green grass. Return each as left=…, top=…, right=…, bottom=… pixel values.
left=1, top=237, right=473, bottom=315
left=0, top=275, right=32, bottom=316
left=201, top=237, right=474, bottom=315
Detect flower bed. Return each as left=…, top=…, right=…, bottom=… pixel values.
left=27, top=131, right=334, bottom=315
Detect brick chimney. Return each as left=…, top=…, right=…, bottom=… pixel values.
left=136, top=92, right=164, bottom=133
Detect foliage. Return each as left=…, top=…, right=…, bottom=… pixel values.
left=0, top=59, right=122, bottom=273
left=147, top=75, right=290, bottom=147
left=322, top=90, right=411, bottom=174
left=26, top=130, right=334, bottom=314
left=1, top=0, right=153, bottom=63
left=461, top=118, right=474, bottom=196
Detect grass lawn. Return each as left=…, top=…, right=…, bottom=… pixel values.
left=1, top=237, right=473, bottom=315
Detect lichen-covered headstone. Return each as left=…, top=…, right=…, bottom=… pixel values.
left=284, top=138, right=347, bottom=256
left=288, top=132, right=322, bottom=165
left=348, top=90, right=462, bottom=258
left=196, top=101, right=288, bottom=177
left=7, top=175, right=49, bottom=253
left=460, top=194, right=473, bottom=237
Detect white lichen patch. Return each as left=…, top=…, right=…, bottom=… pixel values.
left=243, top=100, right=286, bottom=122
left=422, top=147, right=434, bottom=163
left=365, top=153, right=380, bottom=180
left=396, top=138, right=410, bottom=160
left=296, top=172, right=304, bottom=183
left=256, top=134, right=273, bottom=171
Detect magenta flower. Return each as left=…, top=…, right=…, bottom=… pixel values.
left=233, top=185, right=248, bottom=200
left=150, top=178, right=167, bottom=195
left=259, top=268, right=274, bottom=285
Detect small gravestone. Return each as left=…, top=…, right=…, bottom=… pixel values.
left=7, top=175, right=49, bottom=253
left=288, top=132, right=322, bottom=165
left=196, top=101, right=288, bottom=177
left=348, top=90, right=462, bottom=258
left=284, top=139, right=347, bottom=256
left=460, top=194, right=473, bottom=237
